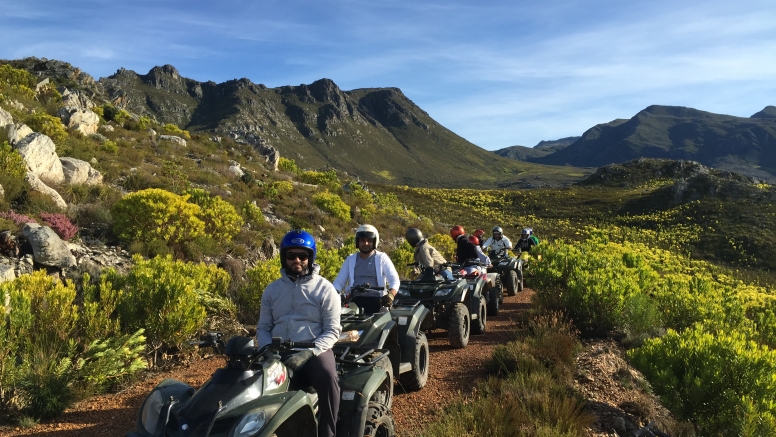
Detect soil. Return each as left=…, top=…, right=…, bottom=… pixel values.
left=0, top=288, right=675, bottom=437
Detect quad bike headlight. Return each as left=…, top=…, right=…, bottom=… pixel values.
left=231, top=405, right=281, bottom=437
left=434, top=287, right=454, bottom=297
left=396, top=288, right=410, bottom=296
left=140, top=390, right=164, bottom=434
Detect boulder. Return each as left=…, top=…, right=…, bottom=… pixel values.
left=22, top=223, right=76, bottom=268
left=0, top=264, right=15, bottom=283
left=59, top=88, right=95, bottom=110
left=228, top=163, right=245, bottom=178
left=7, top=123, right=33, bottom=146
left=159, top=135, right=186, bottom=147
left=60, top=157, right=103, bottom=185
left=26, top=172, right=67, bottom=210
left=15, top=133, right=65, bottom=185
left=0, top=184, right=3, bottom=200
left=101, top=124, right=114, bottom=132
left=58, top=107, right=100, bottom=136
left=0, top=107, right=13, bottom=127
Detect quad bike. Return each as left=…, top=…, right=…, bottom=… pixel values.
left=340, top=284, right=431, bottom=392
left=394, top=261, right=496, bottom=349
left=488, top=248, right=523, bottom=296
left=126, top=334, right=395, bottom=437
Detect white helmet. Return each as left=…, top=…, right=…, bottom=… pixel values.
left=356, top=224, right=380, bottom=248
left=521, top=228, right=531, bottom=237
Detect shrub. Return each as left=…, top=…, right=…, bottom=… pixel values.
left=185, top=188, right=244, bottom=242
left=102, top=139, right=118, bottom=154
left=300, top=170, right=339, bottom=191
left=242, top=201, right=265, bottom=228
left=107, top=255, right=230, bottom=363
left=238, top=256, right=281, bottom=323
left=0, top=210, right=36, bottom=226
left=629, top=325, right=776, bottom=435
left=111, top=188, right=205, bottom=247
left=101, top=104, right=131, bottom=124
left=162, top=123, right=191, bottom=139
left=23, top=111, right=68, bottom=144
left=278, top=157, right=299, bottom=174
left=0, top=141, right=28, bottom=202
left=428, top=233, right=456, bottom=261
left=389, top=240, right=416, bottom=279
left=0, top=64, right=36, bottom=89
left=313, top=191, right=350, bottom=222
left=39, top=212, right=79, bottom=241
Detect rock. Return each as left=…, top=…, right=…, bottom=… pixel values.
left=59, top=88, right=95, bottom=110
left=0, top=184, right=3, bottom=199
left=22, top=223, right=76, bottom=268
left=101, top=124, right=114, bottom=132
left=60, top=157, right=103, bottom=185
left=58, top=107, right=100, bottom=136
left=261, top=236, right=278, bottom=260
left=90, top=133, right=107, bottom=142
left=227, top=163, right=245, bottom=178
left=0, top=231, right=18, bottom=257
left=0, top=264, right=15, bottom=283
left=5, top=100, right=24, bottom=111
left=7, top=123, right=33, bottom=146
left=25, top=172, right=67, bottom=210
left=0, top=107, right=13, bottom=127
left=15, top=133, right=65, bottom=185
left=148, top=128, right=156, bottom=136
left=159, top=135, right=186, bottom=147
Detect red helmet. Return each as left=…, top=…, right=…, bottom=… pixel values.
left=474, top=229, right=485, bottom=238
left=468, top=235, right=480, bottom=245
left=450, top=225, right=465, bottom=240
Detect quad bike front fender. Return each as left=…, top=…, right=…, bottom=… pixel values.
left=127, top=379, right=196, bottom=437
left=256, top=390, right=318, bottom=437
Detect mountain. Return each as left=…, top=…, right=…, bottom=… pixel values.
left=493, top=136, right=579, bottom=161
left=525, top=105, right=776, bottom=181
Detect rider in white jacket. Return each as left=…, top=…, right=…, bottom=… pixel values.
left=333, top=225, right=400, bottom=306
left=482, top=226, right=512, bottom=253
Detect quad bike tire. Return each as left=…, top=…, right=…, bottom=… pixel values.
left=487, top=286, right=500, bottom=316
left=370, top=353, right=394, bottom=408
left=517, top=268, right=524, bottom=292
left=399, top=331, right=429, bottom=391
left=472, top=295, right=487, bottom=335
left=363, top=403, right=396, bottom=437
left=448, top=303, right=470, bottom=349
left=504, top=270, right=518, bottom=296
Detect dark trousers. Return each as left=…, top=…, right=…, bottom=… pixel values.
left=294, top=349, right=340, bottom=437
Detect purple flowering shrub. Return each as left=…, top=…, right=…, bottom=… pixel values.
left=0, top=210, right=37, bottom=226
left=39, top=213, right=79, bottom=241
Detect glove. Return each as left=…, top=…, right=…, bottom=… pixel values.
left=282, top=350, right=314, bottom=372
left=380, top=293, right=395, bottom=308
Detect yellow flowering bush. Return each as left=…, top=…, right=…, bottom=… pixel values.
left=111, top=188, right=205, bottom=246
left=313, top=191, right=350, bottom=222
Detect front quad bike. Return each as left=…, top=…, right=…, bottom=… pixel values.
left=342, top=285, right=430, bottom=392
left=394, top=263, right=489, bottom=349
left=126, top=334, right=395, bottom=437
left=489, top=249, right=523, bottom=296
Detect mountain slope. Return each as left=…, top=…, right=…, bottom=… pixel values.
left=493, top=136, right=579, bottom=161
left=530, top=105, right=776, bottom=181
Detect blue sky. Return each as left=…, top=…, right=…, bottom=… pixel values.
left=2, top=0, right=776, bottom=150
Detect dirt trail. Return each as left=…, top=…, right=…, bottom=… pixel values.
left=1, top=291, right=534, bottom=437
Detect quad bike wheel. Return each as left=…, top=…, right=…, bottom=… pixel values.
left=504, top=270, right=518, bottom=296
left=487, top=286, right=500, bottom=316
left=399, top=331, right=429, bottom=391
left=448, top=303, right=470, bottom=348
left=363, top=403, right=397, bottom=437
left=472, top=295, right=487, bottom=335
left=370, top=353, right=394, bottom=408
left=517, top=268, right=524, bottom=292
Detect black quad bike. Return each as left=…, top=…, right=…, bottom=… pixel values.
left=488, top=248, right=523, bottom=297
left=393, top=261, right=494, bottom=349
left=342, top=285, right=431, bottom=392
left=126, top=335, right=395, bottom=437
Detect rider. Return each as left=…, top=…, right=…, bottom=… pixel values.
left=333, top=224, right=400, bottom=307
left=450, top=225, right=479, bottom=265
left=469, top=234, right=492, bottom=274
left=473, top=229, right=486, bottom=249
left=482, top=226, right=512, bottom=254
left=257, top=230, right=342, bottom=437
left=515, top=227, right=540, bottom=254
left=406, top=228, right=454, bottom=281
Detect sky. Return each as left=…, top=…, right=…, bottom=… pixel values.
left=2, top=0, right=776, bottom=150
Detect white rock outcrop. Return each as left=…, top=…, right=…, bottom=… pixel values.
left=15, top=133, right=64, bottom=185
left=22, top=223, right=76, bottom=268
left=0, top=264, right=15, bottom=283
left=7, top=123, right=33, bottom=146
left=59, top=88, right=95, bottom=110
left=0, top=107, right=13, bottom=127
left=158, top=135, right=187, bottom=147
left=228, top=163, right=245, bottom=178
left=58, top=107, right=100, bottom=136
left=26, top=172, right=67, bottom=210
left=60, top=157, right=103, bottom=185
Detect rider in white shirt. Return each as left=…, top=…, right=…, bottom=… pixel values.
left=482, top=226, right=512, bottom=254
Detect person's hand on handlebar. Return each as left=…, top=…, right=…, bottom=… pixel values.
left=282, top=350, right=314, bottom=371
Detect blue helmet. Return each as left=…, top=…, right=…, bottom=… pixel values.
left=280, top=230, right=317, bottom=269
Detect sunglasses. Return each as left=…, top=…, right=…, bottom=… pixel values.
left=285, top=252, right=309, bottom=261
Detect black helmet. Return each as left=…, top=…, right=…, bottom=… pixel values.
left=406, top=228, right=423, bottom=247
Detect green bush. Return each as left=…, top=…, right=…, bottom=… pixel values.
left=23, top=111, right=68, bottom=145
left=185, top=188, right=244, bottom=242
left=0, top=141, right=28, bottom=204
left=313, top=191, right=350, bottom=222
left=238, top=256, right=281, bottom=323
left=389, top=240, right=415, bottom=279
left=111, top=188, right=205, bottom=248
left=162, top=123, right=191, bottom=139
left=300, top=170, right=339, bottom=191
left=278, top=157, right=299, bottom=174
left=629, top=325, right=776, bottom=435
left=107, top=255, right=230, bottom=363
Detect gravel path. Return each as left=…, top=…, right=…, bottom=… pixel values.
left=1, top=290, right=534, bottom=437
